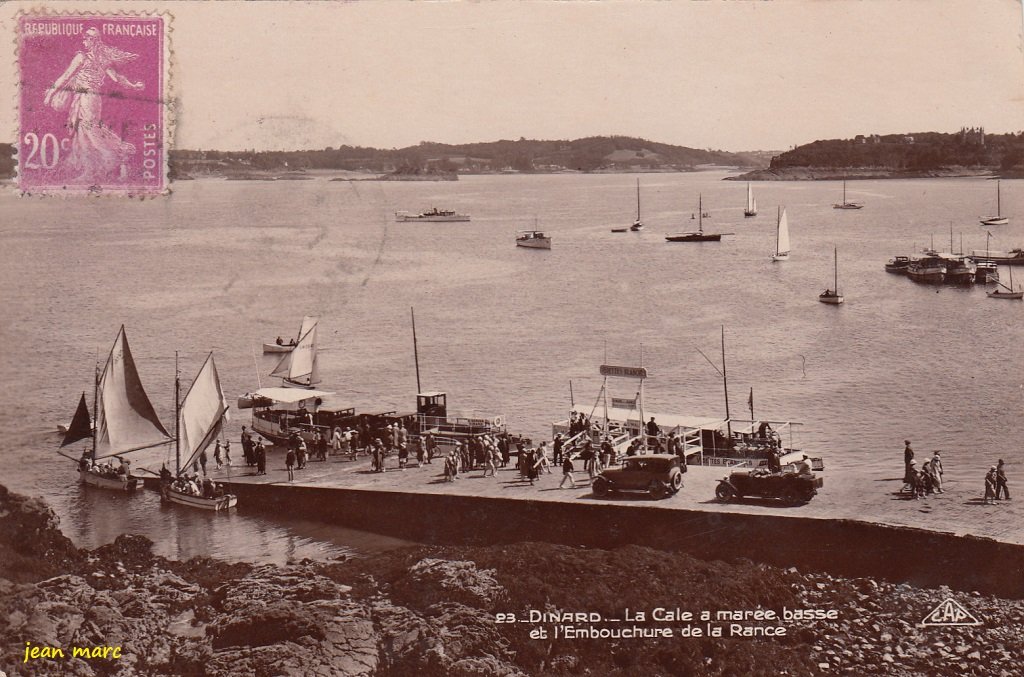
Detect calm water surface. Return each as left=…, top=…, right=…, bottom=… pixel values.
left=1, top=171, right=1022, bottom=561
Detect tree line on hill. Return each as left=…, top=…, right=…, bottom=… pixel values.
left=168, top=136, right=763, bottom=176
left=769, top=131, right=1024, bottom=172
left=0, top=136, right=763, bottom=180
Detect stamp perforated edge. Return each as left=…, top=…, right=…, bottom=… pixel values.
left=12, top=8, right=175, bottom=198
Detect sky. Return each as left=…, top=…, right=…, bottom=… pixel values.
left=3, top=0, right=1023, bottom=152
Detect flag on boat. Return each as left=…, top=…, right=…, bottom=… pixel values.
left=93, top=326, right=172, bottom=459
left=747, top=387, right=754, bottom=419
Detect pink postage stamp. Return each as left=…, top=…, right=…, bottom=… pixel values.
left=17, top=13, right=170, bottom=195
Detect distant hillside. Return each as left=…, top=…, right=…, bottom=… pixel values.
left=733, top=129, right=1024, bottom=180
left=169, top=136, right=763, bottom=178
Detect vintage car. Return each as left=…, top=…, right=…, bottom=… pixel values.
left=715, top=465, right=823, bottom=505
left=592, top=454, right=684, bottom=499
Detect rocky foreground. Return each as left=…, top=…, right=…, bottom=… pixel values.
left=1, top=484, right=1022, bottom=676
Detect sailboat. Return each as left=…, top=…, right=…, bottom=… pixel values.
left=162, top=353, right=238, bottom=510
left=270, top=315, right=321, bottom=388
left=980, top=180, right=1008, bottom=226
left=832, top=180, right=863, bottom=210
left=665, top=194, right=728, bottom=242
left=771, top=207, right=790, bottom=261
left=987, top=266, right=1024, bottom=300
left=818, top=247, right=844, bottom=304
left=744, top=183, right=758, bottom=217
left=612, top=179, right=644, bottom=232
left=58, top=326, right=172, bottom=492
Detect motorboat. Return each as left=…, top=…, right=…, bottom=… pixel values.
left=516, top=230, right=552, bottom=249
left=884, top=256, right=911, bottom=273
left=395, top=208, right=470, bottom=222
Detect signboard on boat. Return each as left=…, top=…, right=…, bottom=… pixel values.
left=611, top=397, right=638, bottom=409
left=599, top=364, right=648, bottom=379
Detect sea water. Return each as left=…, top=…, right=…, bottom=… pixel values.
left=0, top=171, right=1021, bottom=561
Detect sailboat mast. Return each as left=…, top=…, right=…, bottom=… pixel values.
left=636, top=178, right=640, bottom=221
left=834, top=247, right=839, bottom=291
left=174, top=352, right=180, bottom=475
left=721, top=327, right=732, bottom=437
left=776, top=206, right=781, bottom=254
left=698, top=194, right=703, bottom=233
left=411, top=307, right=421, bottom=394
left=91, top=360, right=99, bottom=458
left=997, top=181, right=1001, bottom=218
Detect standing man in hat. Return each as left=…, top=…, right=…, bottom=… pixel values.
left=995, top=459, right=1010, bottom=500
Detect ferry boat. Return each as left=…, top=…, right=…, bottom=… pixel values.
left=551, top=405, right=821, bottom=471
left=940, top=255, right=976, bottom=285
left=906, top=254, right=946, bottom=284
left=395, top=208, right=470, bottom=222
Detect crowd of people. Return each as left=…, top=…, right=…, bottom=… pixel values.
left=159, top=463, right=227, bottom=500
left=78, top=454, right=132, bottom=480
left=901, top=439, right=1010, bottom=504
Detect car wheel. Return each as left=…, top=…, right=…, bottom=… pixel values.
left=650, top=481, right=668, bottom=500
left=670, top=472, right=683, bottom=493
left=593, top=477, right=610, bottom=497
left=782, top=488, right=801, bottom=505
left=715, top=483, right=734, bottom=501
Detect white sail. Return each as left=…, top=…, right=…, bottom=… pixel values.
left=271, top=316, right=320, bottom=386
left=776, top=208, right=791, bottom=256
left=178, top=353, right=229, bottom=473
left=94, top=326, right=172, bottom=459
left=746, top=184, right=756, bottom=213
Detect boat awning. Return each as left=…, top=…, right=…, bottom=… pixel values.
left=250, top=387, right=335, bottom=404
left=565, top=404, right=727, bottom=431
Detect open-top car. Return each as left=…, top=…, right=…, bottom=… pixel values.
left=715, top=465, right=823, bottom=505
left=592, top=454, right=684, bottom=500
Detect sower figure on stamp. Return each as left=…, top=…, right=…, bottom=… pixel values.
left=44, top=27, right=144, bottom=183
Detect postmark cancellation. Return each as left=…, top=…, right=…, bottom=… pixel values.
left=16, top=12, right=171, bottom=195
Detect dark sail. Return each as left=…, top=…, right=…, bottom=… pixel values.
left=60, top=392, right=93, bottom=448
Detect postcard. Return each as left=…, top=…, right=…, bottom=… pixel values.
left=1, top=2, right=1023, bottom=676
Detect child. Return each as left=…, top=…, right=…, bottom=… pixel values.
left=559, top=455, right=576, bottom=489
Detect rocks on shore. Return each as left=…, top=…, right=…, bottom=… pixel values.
left=727, top=166, right=996, bottom=181
left=2, top=484, right=1023, bottom=676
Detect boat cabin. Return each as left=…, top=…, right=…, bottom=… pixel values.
left=415, top=391, right=515, bottom=447
left=552, top=405, right=730, bottom=461
left=242, top=387, right=339, bottom=446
